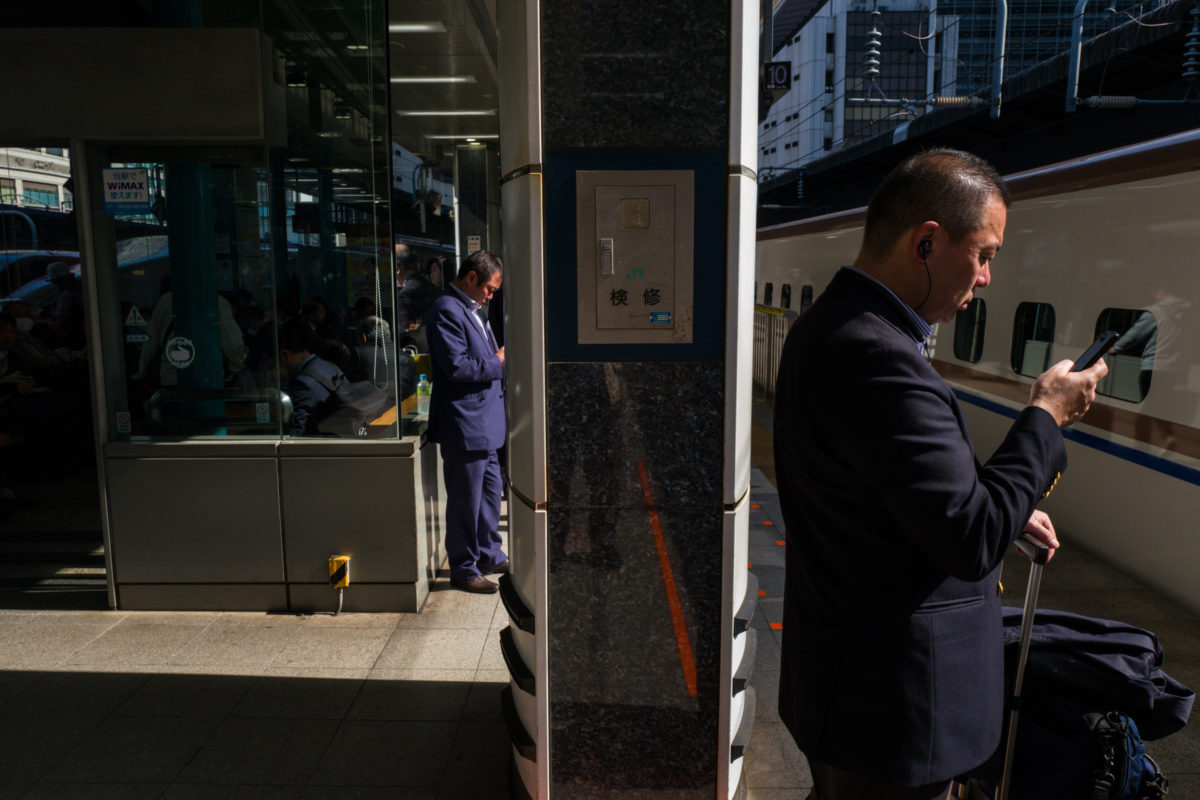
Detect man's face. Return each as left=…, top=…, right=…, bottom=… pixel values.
left=461, top=270, right=502, bottom=307
left=921, top=196, right=1005, bottom=325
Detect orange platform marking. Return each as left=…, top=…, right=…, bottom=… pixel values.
left=762, top=520, right=774, bottom=526
left=775, top=540, right=786, bottom=546
left=770, top=622, right=783, bottom=630
left=637, top=459, right=698, bottom=698
left=758, top=589, right=766, bottom=597
left=751, top=503, right=761, bottom=509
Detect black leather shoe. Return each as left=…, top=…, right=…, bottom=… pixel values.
left=451, top=575, right=498, bottom=594
left=487, top=561, right=510, bottom=575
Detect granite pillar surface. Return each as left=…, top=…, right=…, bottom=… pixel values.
left=531, top=1, right=738, bottom=796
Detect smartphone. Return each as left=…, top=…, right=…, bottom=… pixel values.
left=1072, top=330, right=1119, bottom=372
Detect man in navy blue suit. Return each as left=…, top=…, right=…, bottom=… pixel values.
left=426, top=250, right=508, bottom=593
left=774, top=149, right=1108, bottom=799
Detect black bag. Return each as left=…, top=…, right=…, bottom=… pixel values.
left=299, top=364, right=392, bottom=436
left=1001, top=608, right=1194, bottom=740
left=989, top=684, right=1169, bottom=799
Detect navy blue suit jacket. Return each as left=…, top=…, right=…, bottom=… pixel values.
left=425, top=289, right=505, bottom=452
left=774, top=267, right=1067, bottom=786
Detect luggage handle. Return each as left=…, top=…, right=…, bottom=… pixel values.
left=1014, top=534, right=1050, bottom=565
left=997, top=533, right=1050, bottom=800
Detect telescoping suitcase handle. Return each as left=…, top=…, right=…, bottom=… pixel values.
left=995, top=534, right=1051, bottom=800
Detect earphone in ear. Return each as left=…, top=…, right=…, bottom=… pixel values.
left=918, top=240, right=932, bottom=259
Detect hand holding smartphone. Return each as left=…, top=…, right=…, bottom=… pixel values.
left=1072, top=330, right=1119, bottom=372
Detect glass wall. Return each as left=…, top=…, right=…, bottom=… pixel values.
left=88, top=0, right=404, bottom=441
left=4, top=0, right=505, bottom=443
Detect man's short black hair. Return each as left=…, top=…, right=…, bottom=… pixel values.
left=860, top=148, right=1010, bottom=261
left=457, top=250, right=503, bottom=284
left=278, top=318, right=314, bottom=354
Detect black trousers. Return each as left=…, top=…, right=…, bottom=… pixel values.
left=806, top=758, right=952, bottom=800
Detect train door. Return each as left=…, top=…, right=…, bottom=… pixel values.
left=0, top=144, right=106, bottom=608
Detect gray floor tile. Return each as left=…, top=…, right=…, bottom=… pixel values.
left=749, top=669, right=781, bottom=721
left=266, top=626, right=393, bottom=670
left=374, top=627, right=490, bottom=671
left=464, top=671, right=508, bottom=721
left=50, top=716, right=222, bottom=784
left=5, top=671, right=150, bottom=717
left=0, top=715, right=104, bottom=782
left=477, top=628, right=505, bottom=671
left=231, top=672, right=367, bottom=719
left=347, top=670, right=471, bottom=721
left=166, top=620, right=295, bottom=670
left=310, top=720, right=458, bottom=787
left=742, top=721, right=806, bottom=790
left=174, top=718, right=336, bottom=785
left=436, top=721, right=510, bottom=797
left=396, top=586, right=501, bottom=630
left=61, top=621, right=209, bottom=668
left=113, top=672, right=257, bottom=717
left=0, top=623, right=115, bottom=668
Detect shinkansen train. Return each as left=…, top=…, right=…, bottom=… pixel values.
left=755, top=130, right=1200, bottom=614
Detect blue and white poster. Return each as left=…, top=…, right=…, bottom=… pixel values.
left=102, top=168, right=152, bottom=215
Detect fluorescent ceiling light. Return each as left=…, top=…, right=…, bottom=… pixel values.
left=389, top=22, right=446, bottom=33
left=390, top=75, right=476, bottom=84
left=396, top=109, right=496, bottom=117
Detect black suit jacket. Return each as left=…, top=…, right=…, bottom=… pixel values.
left=774, top=267, right=1067, bottom=786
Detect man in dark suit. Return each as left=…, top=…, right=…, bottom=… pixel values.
left=426, top=250, right=508, bottom=593
left=278, top=319, right=342, bottom=437
left=774, top=149, right=1108, bottom=799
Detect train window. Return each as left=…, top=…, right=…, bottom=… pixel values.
left=1010, top=302, right=1056, bottom=377
left=781, top=284, right=792, bottom=309
left=953, top=298, right=986, bottom=364
left=763, top=282, right=774, bottom=306
left=1096, top=307, right=1157, bottom=402
left=800, top=285, right=814, bottom=310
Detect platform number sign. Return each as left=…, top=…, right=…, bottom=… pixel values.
left=764, top=62, right=791, bottom=92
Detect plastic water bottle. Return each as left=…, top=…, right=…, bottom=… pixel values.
left=416, top=374, right=431, bottom=415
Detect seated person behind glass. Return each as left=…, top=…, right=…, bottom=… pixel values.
left=346, top=315, right=417, bottom=400
left=278, top=319, right=344, bottom=436
left=302, top=296, right=350, bottom=367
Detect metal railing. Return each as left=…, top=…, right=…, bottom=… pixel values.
left=753, top=305, right=798, bottom=397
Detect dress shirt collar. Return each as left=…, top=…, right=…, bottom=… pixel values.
left=448, top=282, right=480, bottom=312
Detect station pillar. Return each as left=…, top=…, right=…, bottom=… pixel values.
left=497, top=1, right=761, bottom=797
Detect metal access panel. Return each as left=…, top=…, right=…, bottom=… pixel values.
left=576, top=170, right=694, bottom=345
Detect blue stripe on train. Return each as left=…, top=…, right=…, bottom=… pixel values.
left=952, top=389, right=1200, bottom=488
